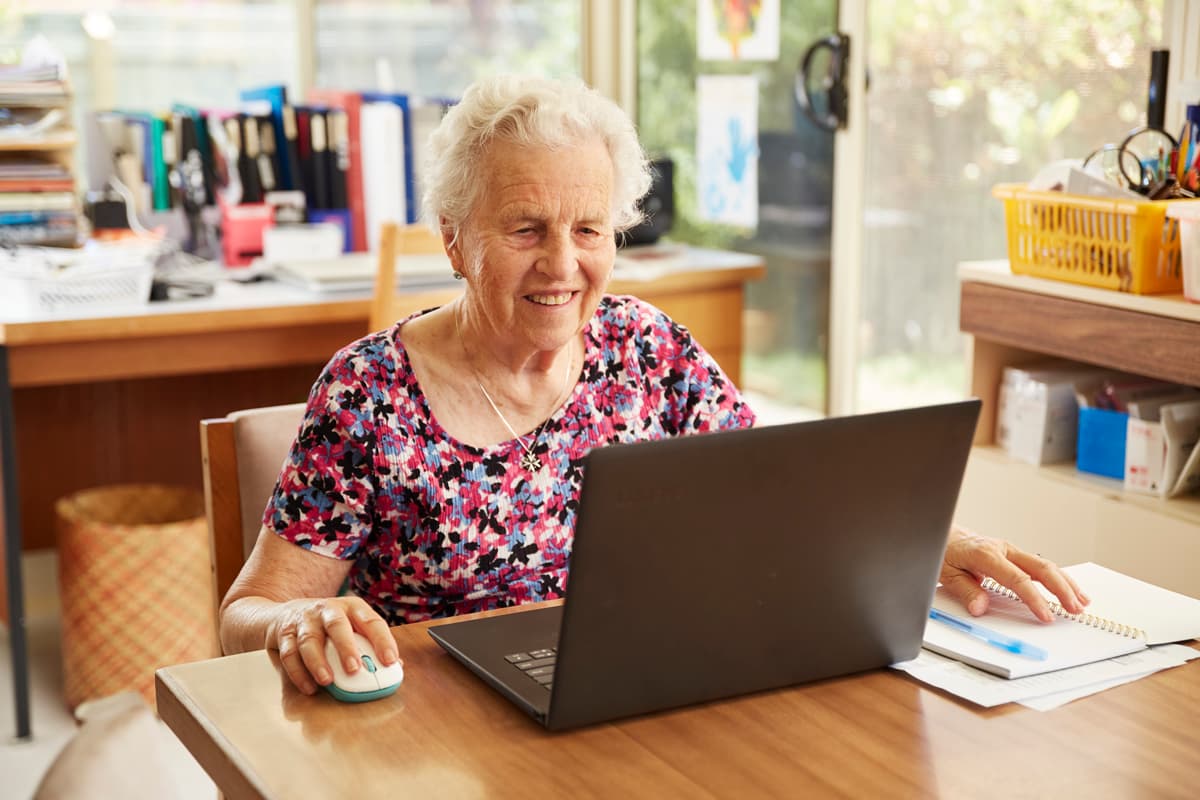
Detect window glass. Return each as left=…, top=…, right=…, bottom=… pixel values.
left=637, top=0, right=837, bottom=420
left=857, top=2, right=1165, bottom=411
left=314, top=0, right=581, bottom=98
left=0, top=1, right=301, bottom=185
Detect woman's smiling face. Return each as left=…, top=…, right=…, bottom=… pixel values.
left=451, top=136, right=617, bottom=355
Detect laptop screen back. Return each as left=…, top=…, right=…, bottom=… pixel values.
left=545, top=399, right=980, bottom=730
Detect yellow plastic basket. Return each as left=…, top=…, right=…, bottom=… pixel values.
left=992, top=183, right=1200, bottom=294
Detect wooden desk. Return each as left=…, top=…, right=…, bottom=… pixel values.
left=0, top=247, right=763, bottom=739
left=157, top=604, right=1200, bottom=799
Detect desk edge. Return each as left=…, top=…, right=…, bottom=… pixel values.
left=156, top=668, right=273, bottom=800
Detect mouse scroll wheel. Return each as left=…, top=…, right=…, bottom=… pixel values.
left=361, top=655, right=377, bottom=674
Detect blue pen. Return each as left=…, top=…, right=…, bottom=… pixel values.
left=929, top=608, right=1049, bottom=661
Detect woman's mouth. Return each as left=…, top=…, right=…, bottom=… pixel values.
left=527, top=292, right=574, bottom=306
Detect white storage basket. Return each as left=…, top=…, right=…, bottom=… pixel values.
left=0, top=243, right=156, bottom=314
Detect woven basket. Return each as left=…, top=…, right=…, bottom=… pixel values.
left=56, top=484, right=218, bottom=711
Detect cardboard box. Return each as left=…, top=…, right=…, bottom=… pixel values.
left=1125, top=399, right=1200, bottom=497
left=996, top=365, right=1109, bottom=465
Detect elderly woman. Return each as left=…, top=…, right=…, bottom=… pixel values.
left=220, top=75, right=1088, bottom=694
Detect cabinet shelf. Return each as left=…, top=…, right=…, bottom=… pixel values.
left=957, top=260, right=1200, bottom=598
left=0, top=132, right=77, bottom=152
left=970, top=445, right=1200, bottom=527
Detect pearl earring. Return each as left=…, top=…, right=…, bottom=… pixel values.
left=453, top=271, right=463, bottom=280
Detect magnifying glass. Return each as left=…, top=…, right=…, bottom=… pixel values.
left=1117, top=126, right=1178, bottom=191
left=1081, top=143, right=1145, bottom=191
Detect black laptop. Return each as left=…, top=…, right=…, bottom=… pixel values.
left=428, top=399, right=981, bottom=730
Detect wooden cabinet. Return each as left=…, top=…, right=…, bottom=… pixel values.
left=956, top=261, right=1200, bottom=597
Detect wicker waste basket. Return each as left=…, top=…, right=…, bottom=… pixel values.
left=56, top=484, right=218, bottom=711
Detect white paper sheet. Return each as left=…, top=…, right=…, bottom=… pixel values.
left=891, top=645, right=1196, bottom=708
left=1016, top=645, right=1200, bottom=710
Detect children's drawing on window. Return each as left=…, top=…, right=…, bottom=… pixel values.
left=697, top=0, right=780, bottom=62
left=696, top=74, right=758, bottom=228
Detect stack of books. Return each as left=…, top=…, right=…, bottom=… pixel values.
left=0, top=62, right=79, bottom=247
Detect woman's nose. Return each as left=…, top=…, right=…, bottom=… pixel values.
left=538, top=233, right=577, bottom=278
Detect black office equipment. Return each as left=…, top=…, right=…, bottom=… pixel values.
left=229, top=116, right=261, bottom=204
left=280, top=105, right=304, bottom=195
left=1148, top=49, right=1169, bottom=131
left=258, top=117, right=282, bottom=194
left=308, top=110, right=331, bottom=210
left=620, top=156, right=674, bottom=246
left=429, top=399, right=981, bottom=730
left=327, top=108, right=350, bottom=210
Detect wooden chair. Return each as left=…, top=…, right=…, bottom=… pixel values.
left=200, top=402, right=308, bottom=604
left=368, top=221, right=448, bottom=331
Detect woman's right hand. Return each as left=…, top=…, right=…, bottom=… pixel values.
left=266, top=596, right=401, bottom=695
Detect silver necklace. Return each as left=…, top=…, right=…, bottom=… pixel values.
left=454, top=306, right=573, bottom=472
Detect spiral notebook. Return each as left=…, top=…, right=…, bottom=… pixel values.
left=922, top=563, right=1200, bottom=679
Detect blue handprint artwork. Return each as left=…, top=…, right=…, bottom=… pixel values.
left=696, top=74, right=759, bottom=228
left=725, top=118, right=755, bottom=182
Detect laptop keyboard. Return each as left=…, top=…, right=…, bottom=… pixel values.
left=504, top=648, right=556, bottom=690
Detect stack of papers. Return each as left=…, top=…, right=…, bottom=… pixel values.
left=267, top=252, right=457, bottom=293
left=893, top=644, right=1198, bottom=710
left=893, top=563, right=1200, bottom=709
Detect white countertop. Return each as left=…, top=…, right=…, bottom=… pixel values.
left=0, top=243, right=763, bottom=326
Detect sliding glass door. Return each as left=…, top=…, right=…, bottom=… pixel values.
left=637, top=1, right=839, bottom=421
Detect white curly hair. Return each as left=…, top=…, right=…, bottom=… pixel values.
left=420, top=75, right=652, bottom=239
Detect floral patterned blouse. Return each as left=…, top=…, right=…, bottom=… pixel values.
left=265, top=294, right=756, bottom=624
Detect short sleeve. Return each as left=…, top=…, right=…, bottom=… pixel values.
left=264, top=347, right=380, bottom=559
left=635, top=300, right=757, bottom=434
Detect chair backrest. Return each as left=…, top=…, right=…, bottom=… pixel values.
left=200, top=402, right=307, bottom=602
left=368, top=220, right=448, bottom=332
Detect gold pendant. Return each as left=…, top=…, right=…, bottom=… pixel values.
left=519, top=451, right=542, bottom=471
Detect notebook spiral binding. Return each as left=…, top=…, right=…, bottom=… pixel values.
left=980, top=577, right=1147, bottom=640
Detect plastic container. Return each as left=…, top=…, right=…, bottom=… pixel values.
left=1165, top=201, right=1200, bottom=302
left=0, top=241, right=156, bottom=315
left=1076, top=407, right=1128, bottom=479
left=56, top=484, right=218, bottom=711
left=993, top=183, right=1200, bottom=294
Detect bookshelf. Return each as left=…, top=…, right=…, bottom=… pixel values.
left=0, top=133, right=77, bottom=152
left=955, top=260, right=1200, bottom=598
left=0, top=66, right=79, bottom=247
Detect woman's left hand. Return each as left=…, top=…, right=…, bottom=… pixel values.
left=940, top=527, right=1089, bottom=621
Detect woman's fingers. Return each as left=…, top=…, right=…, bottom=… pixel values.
left=942, top=529, right=1092, bottom=622
left=271, top=598, right=400, bottom=692
left=349, top=600, right=401, bottom=666
left=296, top=605, right=335, bottom=686
left=277, top=630, right=318, bottom=694
left=939, top=570, right=991, bottom=616
left=322, top=603, right=362, bottom=676
left=1004, top=547, right=1088, bottom=614
left=977, top=554, right=1053, bottom=621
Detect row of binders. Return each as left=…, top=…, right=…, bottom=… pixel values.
left=85, top=84, right=455, bottom=253
left=0, top=62, right=79, bottom=247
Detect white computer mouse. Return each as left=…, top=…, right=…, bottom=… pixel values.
left=323, top=632, right=404, bottom=703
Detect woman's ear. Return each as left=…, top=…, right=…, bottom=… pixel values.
left=441, top=217, right=465, bottom=276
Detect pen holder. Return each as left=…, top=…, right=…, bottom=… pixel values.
left=220, top=201, right=274, bottom=267
left=307, top=207, right=354, bottom=252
